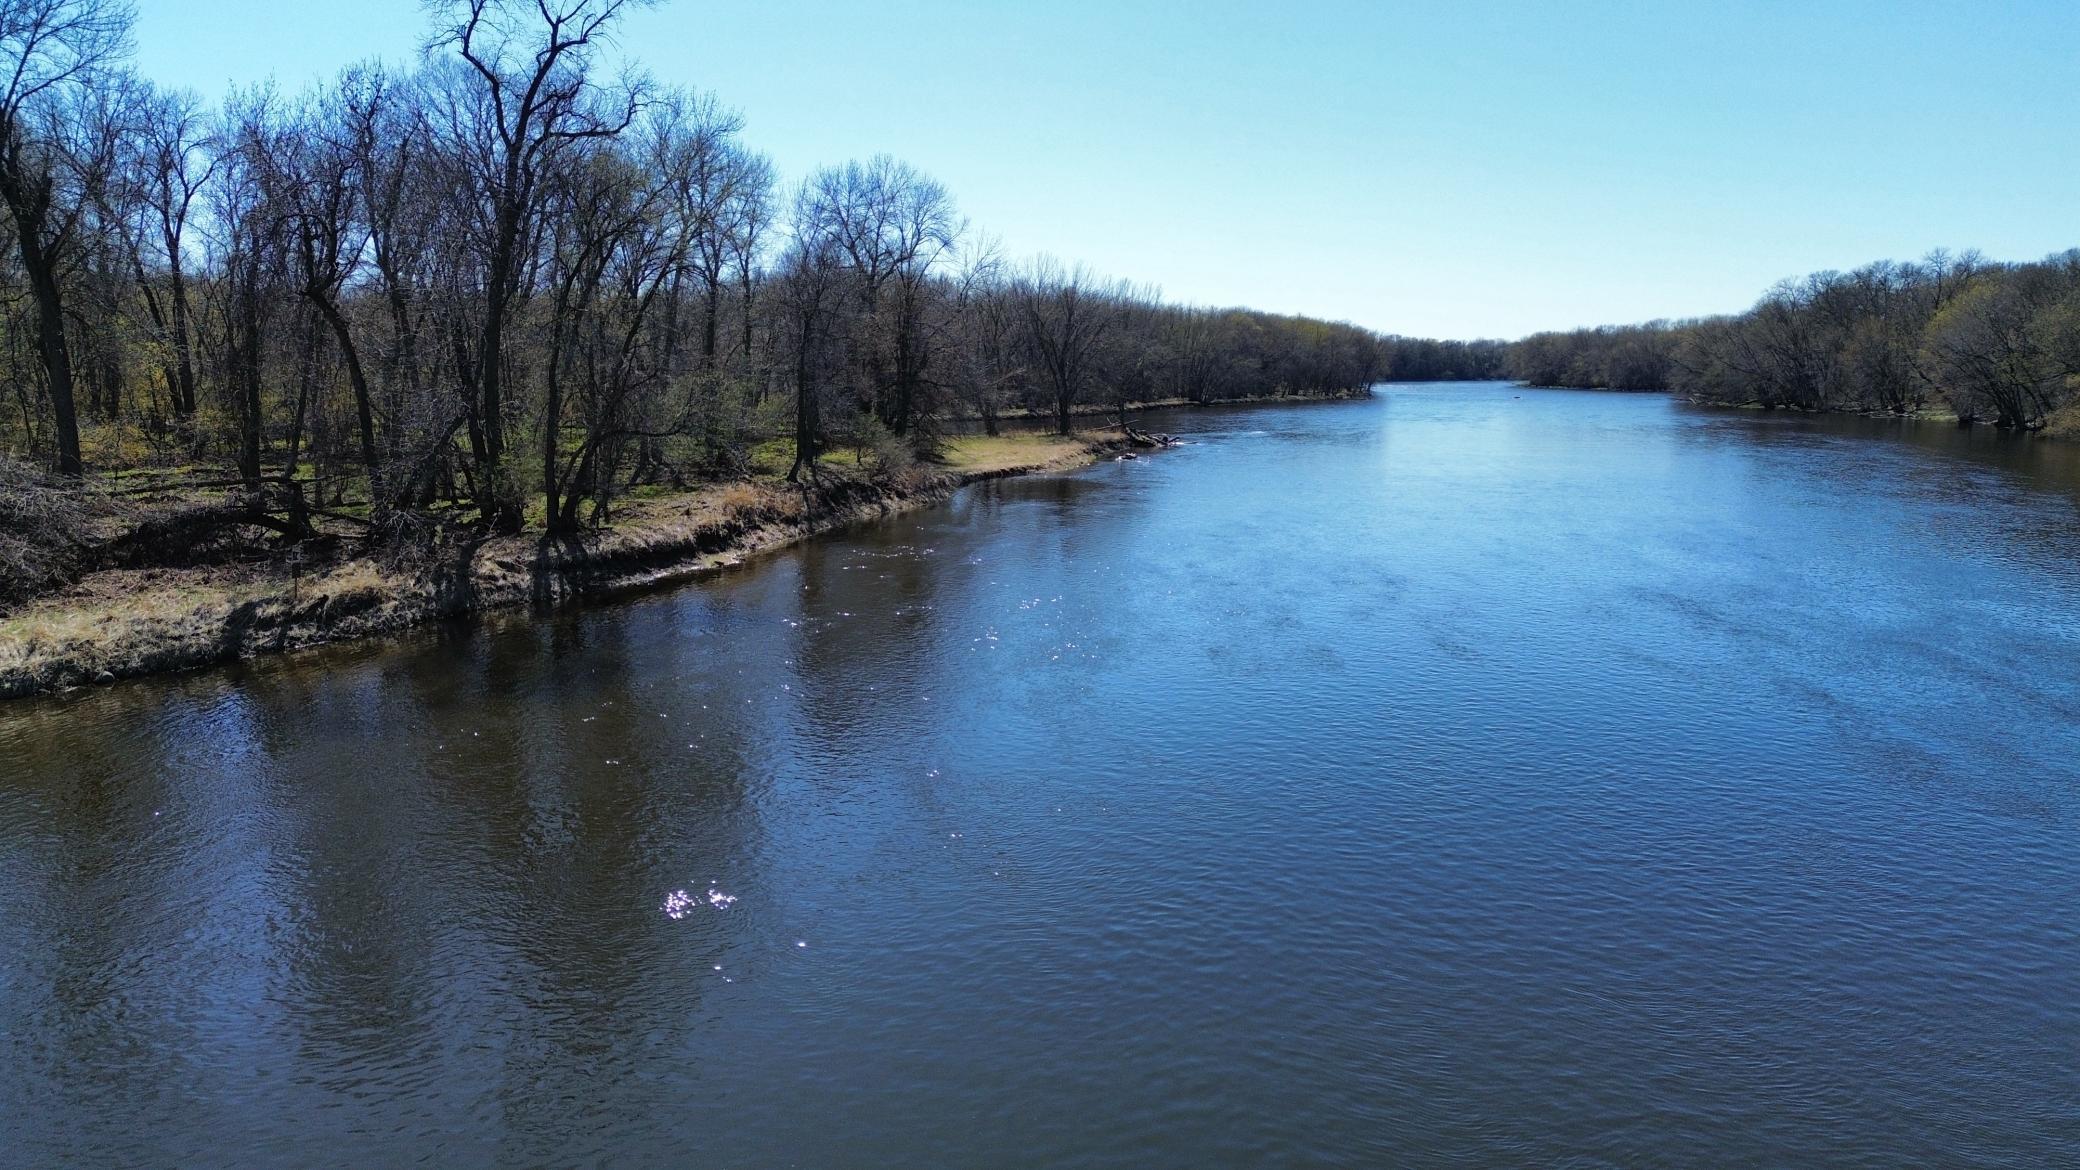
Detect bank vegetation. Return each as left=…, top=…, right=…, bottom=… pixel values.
left=1506, top=249, right=2080, bottom=434
left=0, top=0, right=1389, bottom=683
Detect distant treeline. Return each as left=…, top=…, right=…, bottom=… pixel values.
left=1377, top=336, right=1510, bottom=382
left=1503, top=250, right=2080, bottom=430
left=0, top=0, right=1389, bottom=538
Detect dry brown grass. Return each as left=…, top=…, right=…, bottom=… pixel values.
left=716, top=482, right=764, bottom=517
left=0, top=558, right=405, bottom=689
left=939, top=430, right=1117, bottom=475
left=0, top=432, right=1126, bottom=698
left=2041, top=400, right=2080, bottom=441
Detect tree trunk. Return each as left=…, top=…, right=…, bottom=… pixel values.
left=477, top=201, right=524, bottom=533
left=167, top=255, right=198, bottom=416
left=5, top=189, right=83, bottom=475
left=308, top=290, right=378, bottom=471
left=739, top=266, right=757, bottom=390
left=788, top=333, right=820, bottom=483
left=542, top=345, right=564, bottom=534
left=702, top=274, right=720, bottom=365
left=236, top=284, right=265, bottom=486
left=285, top=315, right=321, bottom=485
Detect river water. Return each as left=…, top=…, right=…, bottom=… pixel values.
left=3, top=383, right=2077, bottom=1168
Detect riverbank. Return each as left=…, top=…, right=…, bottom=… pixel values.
left=944, top=385, right=1374, bottom=429
left=1519, top=382, right=2080, bottom=440
left=1703, top=397, right=2080, bottom=438
left=0, top=431, right=1132, bottom=700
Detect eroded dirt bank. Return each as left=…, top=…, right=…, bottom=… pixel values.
left=0, top=434, right=1129, bottom=700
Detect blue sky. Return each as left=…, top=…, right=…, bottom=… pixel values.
left=132, top=0, right=2079, bottom=339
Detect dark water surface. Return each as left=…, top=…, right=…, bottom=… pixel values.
left=4, top=384, right=2078, bottom=1168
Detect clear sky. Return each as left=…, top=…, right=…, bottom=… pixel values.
left=130, top=0, right=2079, bottom=339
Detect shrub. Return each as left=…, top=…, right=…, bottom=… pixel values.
left=0, top=459, right=93, bottom=609
left=717, top=483, right=764, bottom=520
left=841, top=415, right=913, bottom=478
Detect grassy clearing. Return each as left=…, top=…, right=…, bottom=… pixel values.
left=938, top=431, right=1107, bottom=474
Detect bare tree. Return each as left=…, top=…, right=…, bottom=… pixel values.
left=423, top=0, right=651, bottom=531
left=0, top=0, right=132, bottom=474
left=338, top=62, right=460, bottom=515
left=1017, top=257, right=1120, bottom=435
left=776, top=180, right=845, bottom=482
left=207, top=88, right=286, bottom=487
left=642, top=89, right=753, bottom=368
left=538, top=141, right=690, bottom=529
left=803, top=155, right=960, bottom=435
left=729, top=152, right=771, bottom=372
left=950, top=235, right=1018, bottom=435
left=116, top=81, right=212, bottom=423
left=269, top=88, right=380, bottom=474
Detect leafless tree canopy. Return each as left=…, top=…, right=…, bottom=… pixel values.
left=0, top=0, right=1388, bottom=538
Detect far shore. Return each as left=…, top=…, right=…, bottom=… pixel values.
left=1510, top=381, right=2080, bottom=439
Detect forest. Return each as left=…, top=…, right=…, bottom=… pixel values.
left=1378, top=335, right=1508, bottom=382
left=0, top=0, right=1391, bottom=574
left=1506, top=249, right=2080, bottom=430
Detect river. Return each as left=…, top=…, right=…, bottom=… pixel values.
left=3, top=383, right=2076, bottom=1167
